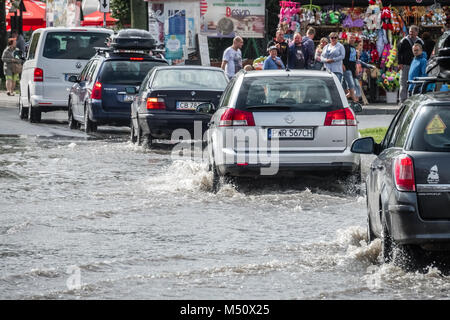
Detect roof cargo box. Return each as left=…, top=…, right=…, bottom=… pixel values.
left=427, top=30, right=450, bottom=79
left=110, top=29, right=156, bottom=50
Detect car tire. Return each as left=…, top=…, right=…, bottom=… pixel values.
left=211, top=161, right=220, bottom=193
left=381, top=212, right=393, bottom=263
left=84, top=107, right=97, bottom=133
left=142, top=134, right=153, bottom=148
left=68, top=102, right=80, bottom=130
left=18, top=97, right=28, bottom=120
left=367, top=214, right=376, bottom=243
left=130, top=119, right=137, bottom=143
left=28, top=104, right=41, bottom=123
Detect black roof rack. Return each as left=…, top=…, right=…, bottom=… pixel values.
left=407, top=76, right=450, bottom=95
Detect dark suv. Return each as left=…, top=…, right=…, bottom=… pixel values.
left=351, top=92, right=450, bottom=266
left=67, top=29, right=168, bottom=133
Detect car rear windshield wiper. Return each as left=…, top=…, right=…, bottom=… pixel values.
left=245, top=105, right=293, bottom=111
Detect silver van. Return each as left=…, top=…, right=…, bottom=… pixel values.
left=18, top=27, right=113, bottom=122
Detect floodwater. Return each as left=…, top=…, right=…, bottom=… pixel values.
left=1, top=134, right=450, bottom=300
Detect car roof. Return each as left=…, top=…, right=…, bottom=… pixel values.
left=152, top=65, right=225, bottom=72
left=409, top=91, right=450, bottom=106
left=242, top=69, right=334, bottom=78
left=34, top=27, right=113, bottom=34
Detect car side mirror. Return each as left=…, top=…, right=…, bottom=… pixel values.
left=126, top=86, right=137, bottom=94
left=68, top=75, right=79, bottom=83
left=351, top=137, right=375, bottom=154
left=196, top=102, right=215, bottom=114
left=350, top=102, right=363, bottom=113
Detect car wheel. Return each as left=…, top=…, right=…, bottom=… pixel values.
left=142, top=134, right=153, bottom=148
left=68, top=102, right=80, bottom=130
left=28, top=104, right=41, bottom=123
left=130, top=119, right=137, bottom=143
left=84, top=107, right=97, bottom=133
left=211, top=161, right=220, bottom=193
left=18, top=97, right=28, bottom=120
left=367, top=214, right=376, bottom=243
left=381, top=213, right=393, bottom=263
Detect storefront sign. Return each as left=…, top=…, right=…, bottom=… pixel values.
left=200, top=0, right=265, bottom=38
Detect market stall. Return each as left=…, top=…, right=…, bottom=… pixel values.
left=264, top=0, right=450, bottom=103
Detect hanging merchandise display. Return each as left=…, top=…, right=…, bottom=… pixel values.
left=272, top=0, right=449, bottom=102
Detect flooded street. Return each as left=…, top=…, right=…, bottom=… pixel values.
left=2, top=131, right=450, bottom=300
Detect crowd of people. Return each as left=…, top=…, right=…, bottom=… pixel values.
left=221, top=25, right=443, bottom=105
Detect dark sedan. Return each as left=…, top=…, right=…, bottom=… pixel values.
left=130, top=66, right=229, bottom=146
left=351, top=92, right=450, bottom=266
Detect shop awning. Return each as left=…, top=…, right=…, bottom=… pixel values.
left=307, top=0, right=450, bottom=6
left=6, top=0, right=46, bottom=31
left=81, top=11, right=118, bottom=27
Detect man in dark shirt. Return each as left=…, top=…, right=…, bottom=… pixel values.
left=267, top=30, right=289, bottom=66
left=343, top=33, right=358, bottom=104
left=301, top=27, right=316, bottom=69
left=288, top=32, right=306, bottom=69
left=398, top=25, right=424, bottom=103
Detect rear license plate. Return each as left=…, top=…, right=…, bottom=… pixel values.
left=64, top=73, right=79, bottom=81
left=176, top=101, right=203, bottom=110
left=268, top=128, right=314, bottom=139
left=124, top=94, right=135, bottom=102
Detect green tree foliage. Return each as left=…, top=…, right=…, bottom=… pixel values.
left=110, top=0, right=131, bottom=30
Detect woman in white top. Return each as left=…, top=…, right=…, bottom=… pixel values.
left=320, top=32, right=345, bottom=82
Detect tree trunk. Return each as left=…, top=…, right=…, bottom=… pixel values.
left=130, top=0, right=147, bottom=30
left=0, top=0, right=7, bottom=79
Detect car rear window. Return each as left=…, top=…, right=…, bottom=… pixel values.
left=99, top=60, right=167, bottom=84
left=151, top=69, right=228, bottom=90
left=42, top=32, right=110, bottom=60
left=408, top=106, right=450, bottom=152
left=235, top=76, right=342, bottom=111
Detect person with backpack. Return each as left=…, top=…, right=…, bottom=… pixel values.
left=398, top=25, right=424, bottom=103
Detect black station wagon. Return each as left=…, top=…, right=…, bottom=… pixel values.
left=351, top=92, right=450, bottom=266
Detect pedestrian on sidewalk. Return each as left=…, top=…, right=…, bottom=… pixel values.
left=288, top=33, right=306, bottom=69
left=263, top=46, right=285, bottom=70
left=2, top=38, right=22, bottom=96
left=342, top=33, right=358, bottom=104
left=302, top=27, right=316, bottom=69
left=408, top=43, right=429, bottom=95
left=221, top=36, right=244, bottom=79
left=267, top=30, right=289, bottom=66
left=320, top=32, right=345, bottom=82
left=398, top=25, right=424, bottom=103
left=314, top=37, right=328, bottom=70
left=11, top=30, right=25, bottom=55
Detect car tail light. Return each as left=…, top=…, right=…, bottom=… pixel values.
left=324, top=108, right=356, bottom=126
left=146, top=97, right=166, bottom=110
left=394, top=154, right=416, bottom=192
left=33, top=68, right=43, bottom=82
left=219, top=108, right=255, bottom=127
left=130, top=57, right=144, bottom=61
left=91, top=81, right=102, bottom=100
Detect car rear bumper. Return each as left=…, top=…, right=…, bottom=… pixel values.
left=30, top=95, right=68, bottom=111
left=388, top=194, right=450, bottom=248
left=213, top=147, right=360, bottom=177
left=138, top=112, right=211, bottom=139
left=217, top=162, right=359, bottom=177
left=90, top=100, right=131, bottom=126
